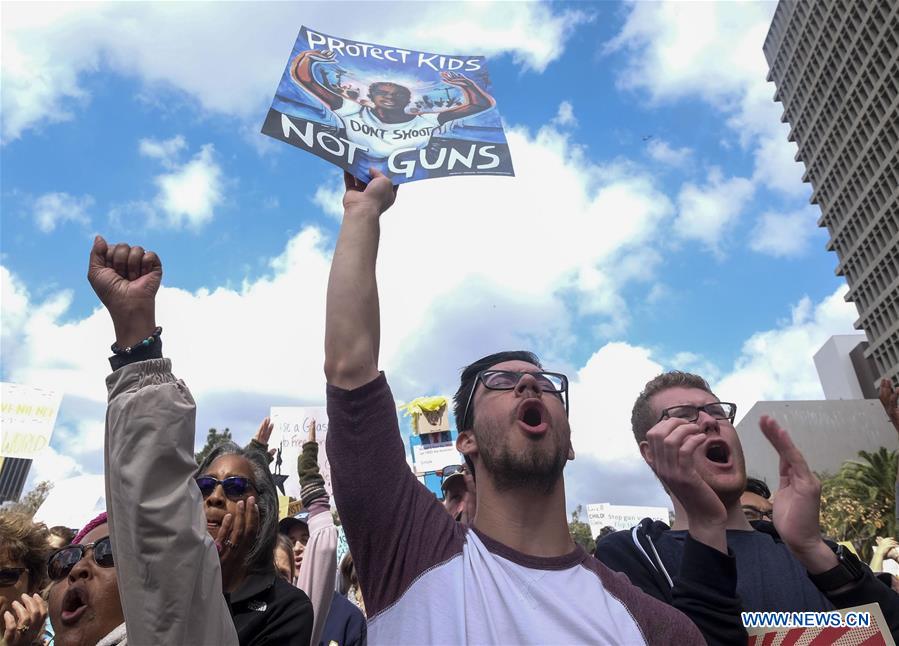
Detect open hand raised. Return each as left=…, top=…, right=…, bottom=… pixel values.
left=759, top=416, right=823, bottom=554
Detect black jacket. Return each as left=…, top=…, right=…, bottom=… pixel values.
left=596, top=519, right=745, bottom=645
left=320, top=591, right=367, bottom=646
left=227, top=572, right=314, bottom=646
left=596, top=519, right=899, bottom=642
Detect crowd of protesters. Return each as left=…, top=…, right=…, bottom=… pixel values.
left=1, top=169, right=898, bottom=645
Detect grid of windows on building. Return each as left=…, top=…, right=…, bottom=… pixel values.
left=764, top=0, right=899, bottom=385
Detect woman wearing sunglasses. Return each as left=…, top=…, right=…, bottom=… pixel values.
left=88, top=238, right=311, bottom=645
left=0, top=512, right=50, bottom=646
left=195, top=442, right=314, bottom=645
left=46, top=513, right=125, bottom=646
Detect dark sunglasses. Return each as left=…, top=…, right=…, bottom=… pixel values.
left=48, top=538, right=114, bottom=581
left=0, top=567, right=26, bottom=587
left=195, top=475, right=256, bottom=499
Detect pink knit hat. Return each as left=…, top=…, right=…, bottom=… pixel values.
left=72, top=511, right=108, bottom=545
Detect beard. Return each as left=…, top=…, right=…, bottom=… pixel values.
left=475, top=415, right=569, bottom=495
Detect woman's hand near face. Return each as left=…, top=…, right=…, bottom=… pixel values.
left=2, top=593, right=47, bottom=646
left=216, top=496, right=259, bottom=593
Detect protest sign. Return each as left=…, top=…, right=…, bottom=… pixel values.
left=262, top=25, right=514, bottom=185
left=412, top=443, right=460, bottom=476
left=269, top=406, right=333, bottom=502
left=1, top=383, right=63, bottom=459
left=746, top=603, right=894, bottom=646
left=401, top=395, right=451, bottom=436
left=586, top=503, right=670, bottom=537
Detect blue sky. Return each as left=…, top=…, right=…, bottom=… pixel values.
left=1, top=1, right=858, bottom=512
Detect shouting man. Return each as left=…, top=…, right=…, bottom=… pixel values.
left=595, top=371, right=899, bottom=638
left=323, top=171, right=740, bottom=644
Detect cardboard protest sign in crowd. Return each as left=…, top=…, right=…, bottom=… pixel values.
left=268, top=406, right=334, bottom=503
left=262, top=26, right=514, bottom=184
left=586, top=503, right=670, bottom=536
left=1, top=382, right=63, bottom=460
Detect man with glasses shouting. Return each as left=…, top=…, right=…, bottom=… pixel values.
left=323, top=171, right=730, bottom=645
left=595, top=371, right=899, bottom=638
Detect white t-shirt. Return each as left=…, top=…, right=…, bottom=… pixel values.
left=334, top=104, right=441, bottom=158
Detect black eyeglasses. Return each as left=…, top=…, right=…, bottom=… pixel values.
left=742, top=505, right=772, bottom=522
left=48, top=538, right=114, bottom=581
left=657, top=402, right=737, bottom=424
left=195, top=476, right=256, bottom=499
left=0, top=567, right=26, bottom=587
left=461, top=370, right=569, bottom=430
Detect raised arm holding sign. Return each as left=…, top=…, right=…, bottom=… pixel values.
left=323, top=173, right=716, bottom=645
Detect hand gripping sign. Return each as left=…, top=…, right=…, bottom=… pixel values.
left=262, top=26, right=515, bottom=185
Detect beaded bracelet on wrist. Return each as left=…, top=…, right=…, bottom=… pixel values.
left=111, top=326, right=163, bottom=355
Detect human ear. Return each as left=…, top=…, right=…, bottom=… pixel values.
left=639, top=440, right=654, bottom=468
left=456, top=430, right=477, bottom=458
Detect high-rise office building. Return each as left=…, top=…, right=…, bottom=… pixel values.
left=763, top=1, right=899, bottom=385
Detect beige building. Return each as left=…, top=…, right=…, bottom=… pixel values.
left=763, top=0, right=899, bottom=386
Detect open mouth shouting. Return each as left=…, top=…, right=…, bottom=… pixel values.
left=703, top=438, right=732, bottom=469
left=61, top=585, right=90, bottom=625
left=517, top=399, right=549, bottom=436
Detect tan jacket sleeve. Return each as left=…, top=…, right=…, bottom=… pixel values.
left=104, top=358, right=239, bottom=646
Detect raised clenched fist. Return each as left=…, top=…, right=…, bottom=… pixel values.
left=87, top=236, right=161, bottom=348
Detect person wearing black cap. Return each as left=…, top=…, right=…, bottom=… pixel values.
left=440, top=464, right=474, bottom=524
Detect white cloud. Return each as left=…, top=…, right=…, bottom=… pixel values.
left=138, top=134, right=187, bottom=167
left=108, top=139, right=224, bottom=230
left=715, top=286, right=858, bottom=418
left=674, top=168, right=754, bottom=255
left=29, top=445, right=84, bottom=484
left=311, top=173, right=345, bottom=221
left=606, top=1, right=808, bottom=198
left=569, top=342, right=663, bottom=465
left=750, top=207, right=823, bottom=258
left=646, top=139, right=692, bottom=168
left=153, top=144, right=223, bottom=229
left=32, top=192, right=93, bottom=233
left=552, top=101, right=577, bottom=127
left=1, top=2, right=589, bottom=142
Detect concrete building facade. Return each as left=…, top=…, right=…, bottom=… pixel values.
left=813, top=333, right=879, bottom=399
left=763, top=1, right=899, bottom=386
left=735, top=399, right=895, bottom=487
